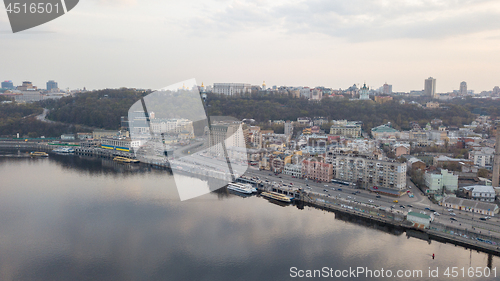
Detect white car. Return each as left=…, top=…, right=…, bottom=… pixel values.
left=434, top=212, right=440, bottom=216
left=450, top=212, right=456, bottom=216
left=347, top=196, right=352, bottom=199
left=368, top=200, right=374, bottom=203
left=324, top=184, right=328, bottom=187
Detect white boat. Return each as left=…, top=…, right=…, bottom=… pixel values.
left=227, top=182, right=257, bottom=194
left=52, top=147, right=75, bottom=154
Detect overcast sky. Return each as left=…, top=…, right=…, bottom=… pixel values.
left=1, top=0, right=500, bottom=92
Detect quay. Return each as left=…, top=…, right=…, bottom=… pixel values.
left=2, top=140, right=500, bottom=256
left=237, top=176, right=500, bottom=257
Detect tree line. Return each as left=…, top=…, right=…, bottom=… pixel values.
left=2, top=88, right=482, bottom=137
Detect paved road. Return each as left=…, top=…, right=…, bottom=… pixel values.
left=243, top=167, right=500, bottom=238
left=35, top=108, right=54, bottom=123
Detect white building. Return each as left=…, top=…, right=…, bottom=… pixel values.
left=463, top=185, right=496, bottom=202
left=283, top=163, right=302, bottom=178
left=424, top=169, right=458, bottom=193
left=469, top=147, right=495, bottom=168
left=213, top=83, right=251, bottom=95
left=441, top=197, right=499, bottom=217
left=407, top=212, right=433, bottom=229
left=299, top=87, right=311, bottom=98
left=284, top=121, right=293, bottom=137
left=359, top=83, right=370, bottom=100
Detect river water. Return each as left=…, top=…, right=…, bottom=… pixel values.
left=0, top=150, right=498, bottom=280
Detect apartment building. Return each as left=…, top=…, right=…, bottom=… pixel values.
left=424, top=169, right=458, bottom=193
left=329, top=120, right=362, bottom=138
left=302, top=160, right=333, bottom=182
left=469, top=147, right=495, bottom=168
left=326, top=152, right=406, bottom=191
left=283, top=163, right=302, bottom=178
left=208, top=122, right=246, bottom=157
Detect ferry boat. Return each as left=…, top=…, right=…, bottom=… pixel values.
left=260, top=191, right=293, bottom=203
left=52, top=147, right=75, bottom=154
left=30, top=151, right=49, bottom=157
left=113, top=156, right=140, bottom=163
left=227, top=182, right=257, bottom=194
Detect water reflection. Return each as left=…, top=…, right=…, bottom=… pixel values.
left=0, top=151, right=498, bottom=280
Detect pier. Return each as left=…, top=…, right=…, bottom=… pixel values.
left=256, top=182, right=500, bottom=256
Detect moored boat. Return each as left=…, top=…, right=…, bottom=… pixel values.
left=30, top=151, right=49, bottom=157
left=227, top=182, right=257, bottom=194
left=260, top=191, right=293, bottom=203
left=52, top=147, right=75, bottom=154
left=113, top=156, right=140, bottom=163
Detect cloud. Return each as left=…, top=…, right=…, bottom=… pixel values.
left=187, top=0, right=500, bottom=41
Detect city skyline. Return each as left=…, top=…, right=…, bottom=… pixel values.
left=1, top=1, right=500, bottom=92
left=1, top=77, right=497, bottom=95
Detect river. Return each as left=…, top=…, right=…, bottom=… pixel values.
left=0, top=150, right=498, bottom=280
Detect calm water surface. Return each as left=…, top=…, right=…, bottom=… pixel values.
left=0, top=150, right=498, bottom=280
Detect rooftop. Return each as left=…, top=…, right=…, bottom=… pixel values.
left=371, top=124, right=399, bottom=133
left=462, top=185, right=495, bottom=193
left=407, top=212, right=431, bottom=220
left=442, top=196, right=499, bottom=212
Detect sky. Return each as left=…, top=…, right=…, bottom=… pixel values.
left=1, top=0, right=500, bottom=92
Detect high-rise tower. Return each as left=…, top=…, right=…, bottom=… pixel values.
left=459, top=81, right=467, bottom=96
left=425, top=77, right=436, bottom=98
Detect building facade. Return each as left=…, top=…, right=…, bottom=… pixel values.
left=329, top=120, right=362, bottom=138
left=208, top=122, right=246, bottom=157
left=424, top=169, right=458, bottom=193
left=213, top=83, right=251, bottom=95
left=425, top=77, right=436, bottom=98
left=46, top=80, right=58, bottom=91
left=1, top=80, right=14, bottom=89
left=283, top=163, right=302, bottom=178
left=302, top=160, right=333, bottom=182
left=459, top=81, right=467, bottom=96
left=101, top=137, right=132, bottom=152
left=463, top=185, right=496, bottom=202
left=359, top=83, right=370, bottom=100
left=441, top=197, right=499, bottom=216
left=371, top=124, right=400, bottom=139
left=326, top=153, right=407, bottom=191
left=284, top=121, right=293, bottom=137
left=469, top=147, right=495, bottom=168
